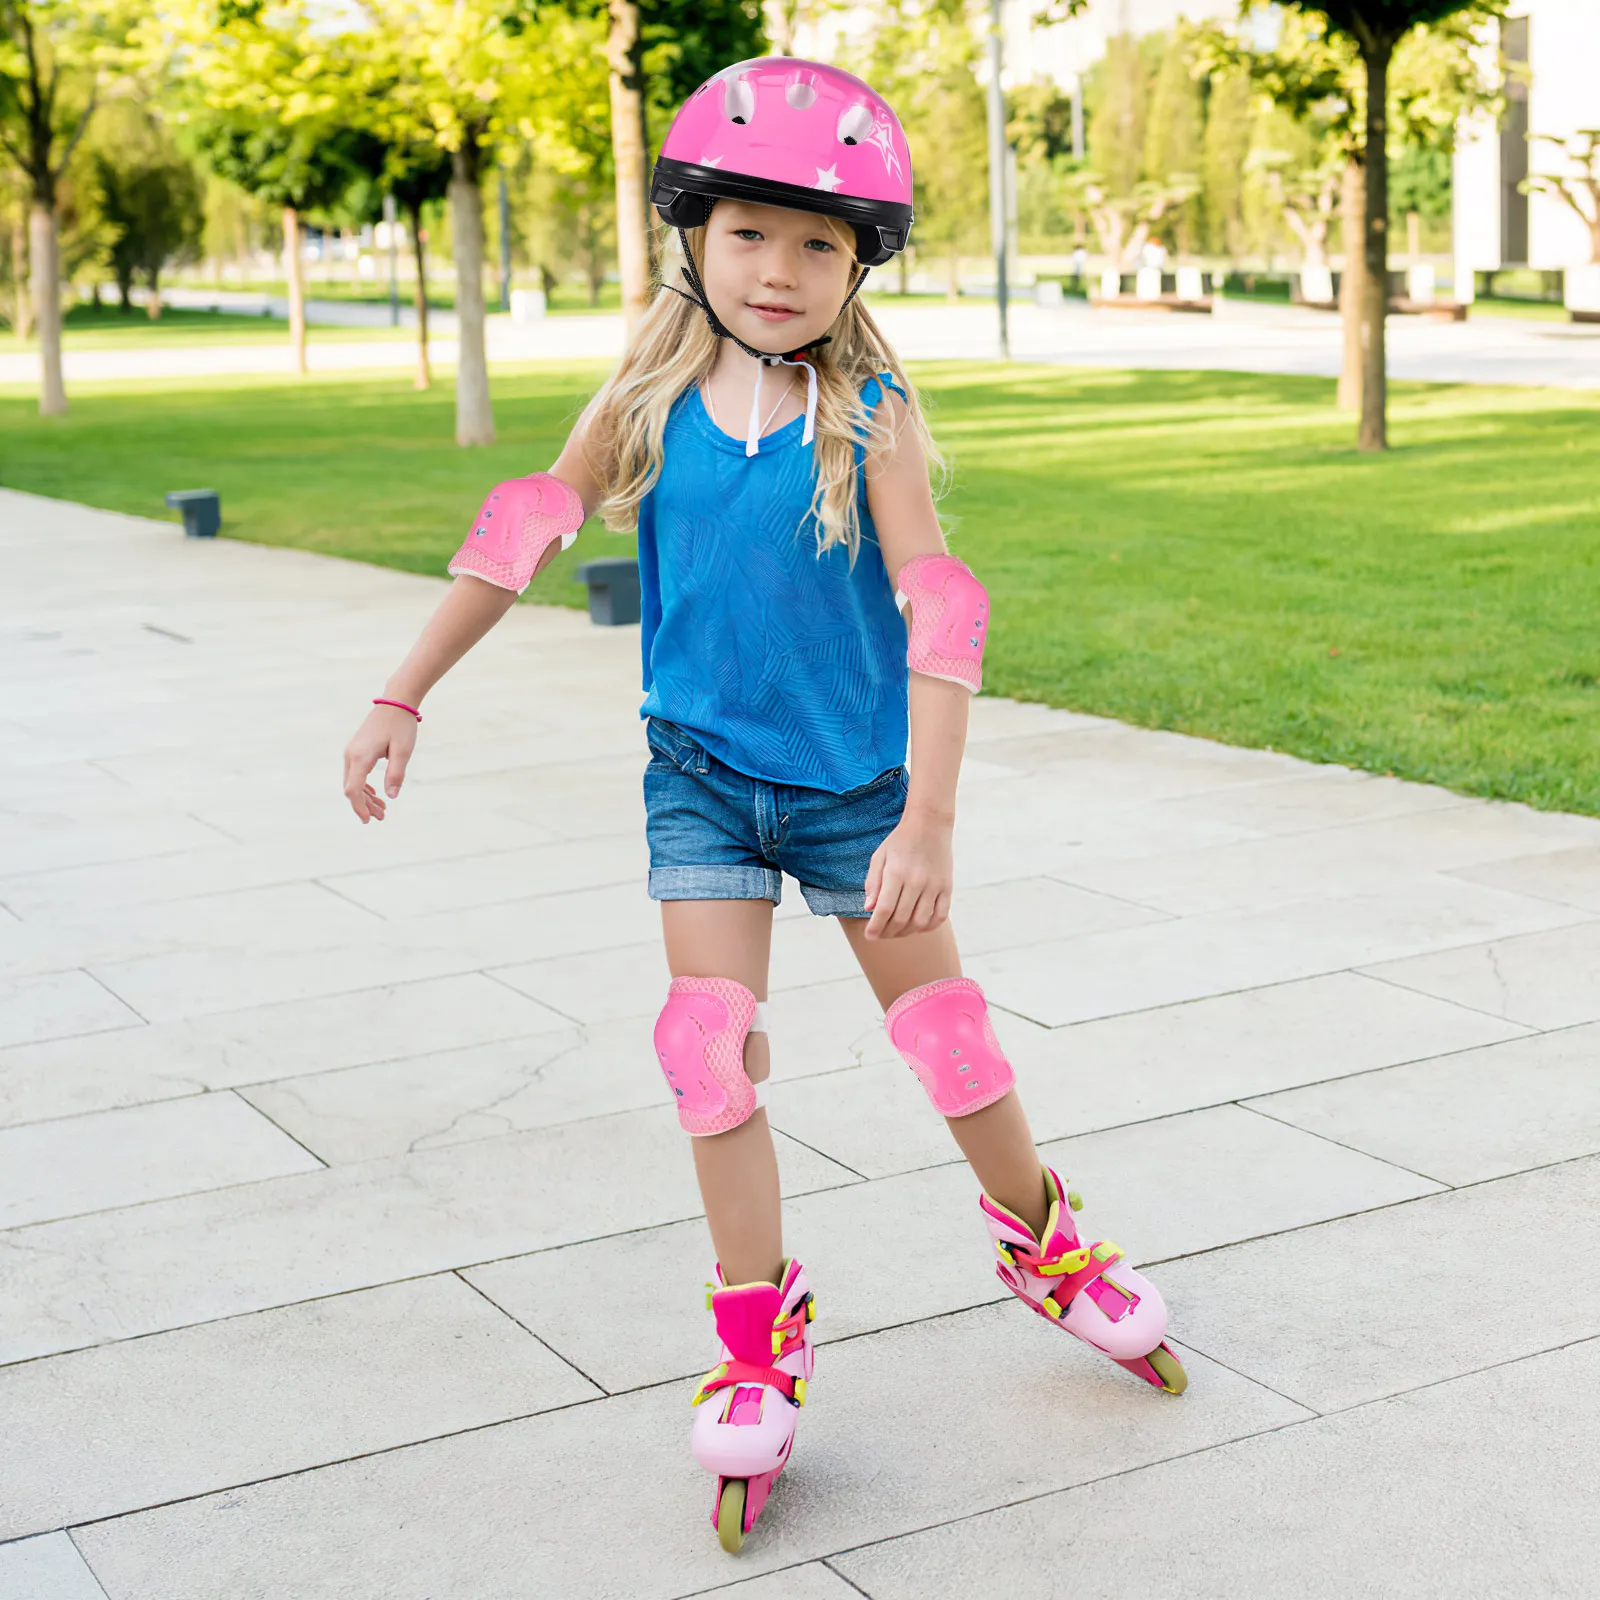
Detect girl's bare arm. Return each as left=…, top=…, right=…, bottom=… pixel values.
left=860, top=390, right=969, bottom=937
left=341, top=407, right=608, bottom=823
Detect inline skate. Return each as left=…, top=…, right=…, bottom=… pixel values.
left=690, top=1256, right=816, bottom=1552
left=981, top=1165, right=1186, bottom=1394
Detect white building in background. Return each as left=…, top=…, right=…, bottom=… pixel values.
left=1454, top=0, right=1597, bottom=302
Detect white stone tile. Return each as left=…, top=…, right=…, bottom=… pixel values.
left=833, top=1337, right=1600, bottom=1600
left=467, top=1163, right=998, bottom=1393
left=1452, top=846, right=1600, bottom=914
left=1060, top=803, right=1600, bottom=916
left=0, top=971, right=140, bottom=1051
left=0, top=1275, right=597, bottom=1541
left=1157, top=1155, right=1600, bottom=1412
left=0, top=1533, right=109, bottom=1600
left=69, top=1309, right=1304, bottom=1600
left=0, top=1091, right=322, bottom=1228
left=0, top=972, right=572, bottom=1129
left=0, top=808, right=227, bottom=876
left=1362, top=919, right=1600, bottom=1029
left=947, top=873, right=1169, bottom=949
left=241, top=1025, right=633, bottom=1161
left=2, top=881, right=385, bottom=980
left=84, top=877, right=657, bottom=1021
left=966, top=878, right=1587, bottom=1027
left=1003, top=971, right=1529, bottom=1139
left=700, top=1564, right=865, bottom=1599
left=1149, top=767, right=1471, bottom=835
left=964, top=696, right=1117, bottom=742
left=492, top=940, right=674, bottom=1024
left=0, top=1106, right=857, bottom=1365
left=951, top=784, right=1261, bottom=890
left=320, top=830, right=649, bottom=916
left=1247, top=1023, right=1600, bottom=1185
left=241, top=970, right=910, bottom=1164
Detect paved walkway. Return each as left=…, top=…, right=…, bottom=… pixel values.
left=4, top=296, right=1598, bottom=389
left=2, top=488, right=1598, bottom=1599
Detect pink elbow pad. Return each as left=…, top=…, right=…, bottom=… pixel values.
left=447, top=472, right=584, bottom=594
left=894, top=552, right=988, bottom=693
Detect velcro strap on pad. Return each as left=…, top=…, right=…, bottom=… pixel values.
left=447, top=471, right=584, bottom=594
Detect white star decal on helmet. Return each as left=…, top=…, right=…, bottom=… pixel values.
left=813, top=164, right=843, bottom=192
left=701, top=155, right=724, bottom=167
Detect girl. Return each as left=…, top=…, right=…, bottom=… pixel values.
left=342, top=57, right=1184, bottom=1556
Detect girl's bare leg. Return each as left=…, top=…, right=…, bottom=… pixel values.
left=661, top=898, right=786, bottom=1288
left=839, top=916, right=1053, bottom=1239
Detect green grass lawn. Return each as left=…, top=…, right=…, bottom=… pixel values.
left=3, top=362, right=1597, bottom=814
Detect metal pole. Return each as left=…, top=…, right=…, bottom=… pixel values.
left=498, top=168, right=512, bottom=312
left=986, top=0, right=1010, bottom=359
left=383, top=192, right=399, bottom=327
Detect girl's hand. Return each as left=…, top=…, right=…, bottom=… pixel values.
left=863, top=810, right=953, bottom=939
left=342, top=705, right=419, bottom=824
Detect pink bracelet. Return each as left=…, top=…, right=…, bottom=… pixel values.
left=372, top=697, right=422, bottom=722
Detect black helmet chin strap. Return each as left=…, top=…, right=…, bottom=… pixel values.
left=666, top=224, right=871, bottom=457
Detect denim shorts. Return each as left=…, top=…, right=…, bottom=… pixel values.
left=642, top=716, right=910, bottom=916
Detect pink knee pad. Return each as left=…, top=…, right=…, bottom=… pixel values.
left=654, top=976, right=770, bottom=1137
left=885, top=976, right=1015, bottom=1117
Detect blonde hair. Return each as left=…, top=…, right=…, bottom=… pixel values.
left=584, top=219, right=944, bottom=567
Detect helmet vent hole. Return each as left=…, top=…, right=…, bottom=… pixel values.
left=837, top=105, right=873, bottom=146
left=785, top=81, right=816, bottom=109
left=723, top=77, right=756, bottom=125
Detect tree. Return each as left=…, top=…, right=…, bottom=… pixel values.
left=596, top=0, right=766, bottom=334
left=1201, top=64, right=1253, bottom=258
left=90, top=97, right=203, bottom=315
left=1086, top=32, right=1150, bottom=200
left=388, top=146, right=451, bottom=390
left=1210, top=3, right=1502, bottom=444
left=1142, top=25, right=1204, bottom=255
left=1247, top=141, right=1343, bottom=268
left=1066, top=170, right=1199, bottom=274
left=188, top=110, right=361, bottom=373
left=1279, top=1, right=1500, bottom=450
left=159, top=0, right=361, bottom=375
left=0, top=0, right=134, bottom=414
left=1522, top=130, right=1600, bottom=265
left=851, top=0, right=987, bottom=299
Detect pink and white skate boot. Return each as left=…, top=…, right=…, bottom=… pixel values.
left=690, top=1257, right=816, bottom=1552
left=981, top=1165, right=1187, bottom=1395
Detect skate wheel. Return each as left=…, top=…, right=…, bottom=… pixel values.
left=1147, top=1342, right=1188, bottom=1396
left=715, top=1478, right=748, bottom=1554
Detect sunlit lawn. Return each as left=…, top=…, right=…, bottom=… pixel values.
left=3, top=360, right=1597, bottom=814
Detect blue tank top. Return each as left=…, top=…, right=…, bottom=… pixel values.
left=636, top=373, right=909, bottom=793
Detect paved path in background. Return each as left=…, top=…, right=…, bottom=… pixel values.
left=5, top=296, right=1598, bottom=390
left=2, top=488, right=1598, bottom=1598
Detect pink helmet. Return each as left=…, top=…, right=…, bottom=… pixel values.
left=650, top=57, right=914, bottom=266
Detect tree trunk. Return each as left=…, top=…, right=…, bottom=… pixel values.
left=450, top=139, right=494, bottom=447
left=1337, top=158, right=1363, bottom=413
left=1359, top=44, right=1392, bottom=453
left=11, top=209, right=31, bottom=341
left=283, top=205, right=307, bottom=375
left=408, top=201, right=430, bottom=392
left=898, top=247, right=909, bottom=295
left=31, top=203, right=65, bottom=416
left=607, top=0, right=650, bottom=334
left=146, top=268, right=162, bottom=320
left=117, top=267, right=133, bottom=312
left=947, top=246, right=960, bottom=302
